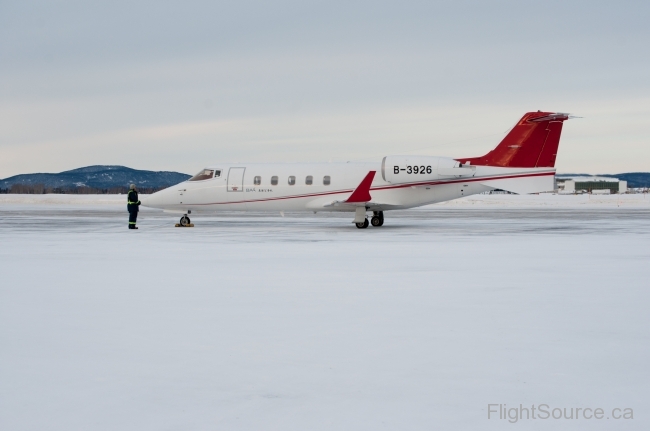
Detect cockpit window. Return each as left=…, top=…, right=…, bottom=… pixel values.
left=189, top=169, right=214, bottom=181
left=214, top=170, right=221, bottom=178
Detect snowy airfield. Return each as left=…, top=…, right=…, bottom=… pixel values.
left=1, top=194, right=649, bottom=430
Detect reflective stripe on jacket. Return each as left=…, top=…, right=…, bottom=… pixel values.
left=127, top=190, right=141, bottom=212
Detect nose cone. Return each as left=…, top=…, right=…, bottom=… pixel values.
left=141, top=188, right=169, bottom=209
left=139, top=193, right=153, bottom=208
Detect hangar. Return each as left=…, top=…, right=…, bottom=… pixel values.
left=556, top=176, right=627, bottom=194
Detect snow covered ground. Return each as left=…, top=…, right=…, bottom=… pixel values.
left=1, top=192, right=649, bottom=208
left=1, top=194, right=649, bottom=430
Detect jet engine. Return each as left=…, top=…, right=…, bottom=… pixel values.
left=381, top=156, right=474, bottom=184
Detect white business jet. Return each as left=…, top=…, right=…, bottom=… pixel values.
left=142, top=111, right=570, bottom=228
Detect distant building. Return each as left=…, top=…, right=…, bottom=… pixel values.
left=556, top=176, right=627, bottom=194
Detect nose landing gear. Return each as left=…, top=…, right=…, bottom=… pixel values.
left=175, top=214, right=194, bottom=227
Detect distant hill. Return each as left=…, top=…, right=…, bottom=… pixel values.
left=601, top=173, right=650, bottom=188
left=558, top=172, right=650, bottom=188
left=0, top=166, right=191, bottom=193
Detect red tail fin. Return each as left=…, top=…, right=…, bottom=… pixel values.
left=458, top=111, right=570, bottom=168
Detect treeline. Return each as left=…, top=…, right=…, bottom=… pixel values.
left=0, top=184, right=170, bottom=194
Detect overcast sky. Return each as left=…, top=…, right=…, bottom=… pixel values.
left=1, top=0, right=648, bottom=177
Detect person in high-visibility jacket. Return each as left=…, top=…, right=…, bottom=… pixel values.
left=127, top=184, right=141, bottom=229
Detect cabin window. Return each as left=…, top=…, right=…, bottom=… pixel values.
left=254, top=176, right=261, bottom=185
left=214, top=170, right=221, bottom=178
left=288, top=176, right=296, bottom=186
left=271, top=176, right=278, bottom=186
left=189, top=169, right=214, bottom=181
left=305, top=175, right=313, bottom=185
left=323, top=175, right=331, bottom=185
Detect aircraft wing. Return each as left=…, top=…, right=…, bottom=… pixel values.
left=323, top=171, right=375, bottom=208
left=345, top=171, right=375, bottom=203
left=321, top=171, right=398, bottom=210
left=323, top=200, right=395, bottom=209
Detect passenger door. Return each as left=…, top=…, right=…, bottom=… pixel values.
left=227, top=167, right=245, bottom=192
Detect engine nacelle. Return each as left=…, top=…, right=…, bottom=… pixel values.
left=381, top=155, right=473, bottom=184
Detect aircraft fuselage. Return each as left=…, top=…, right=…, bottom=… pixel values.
left=143, top=158, right=555, bottom=214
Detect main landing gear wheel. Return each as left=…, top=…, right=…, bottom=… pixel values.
left=371, top=211, right=384, bottom=227
left=355, top=218, right=369, bottom=229
left=180, top=215, right=191, bottom=227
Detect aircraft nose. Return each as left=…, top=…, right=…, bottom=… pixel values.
left=141, top=185, right=183, bottom=209
left=140, top=190, right=163, bottom=208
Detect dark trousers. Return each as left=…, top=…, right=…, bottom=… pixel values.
left=129, top=211, right=138, bottom=228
